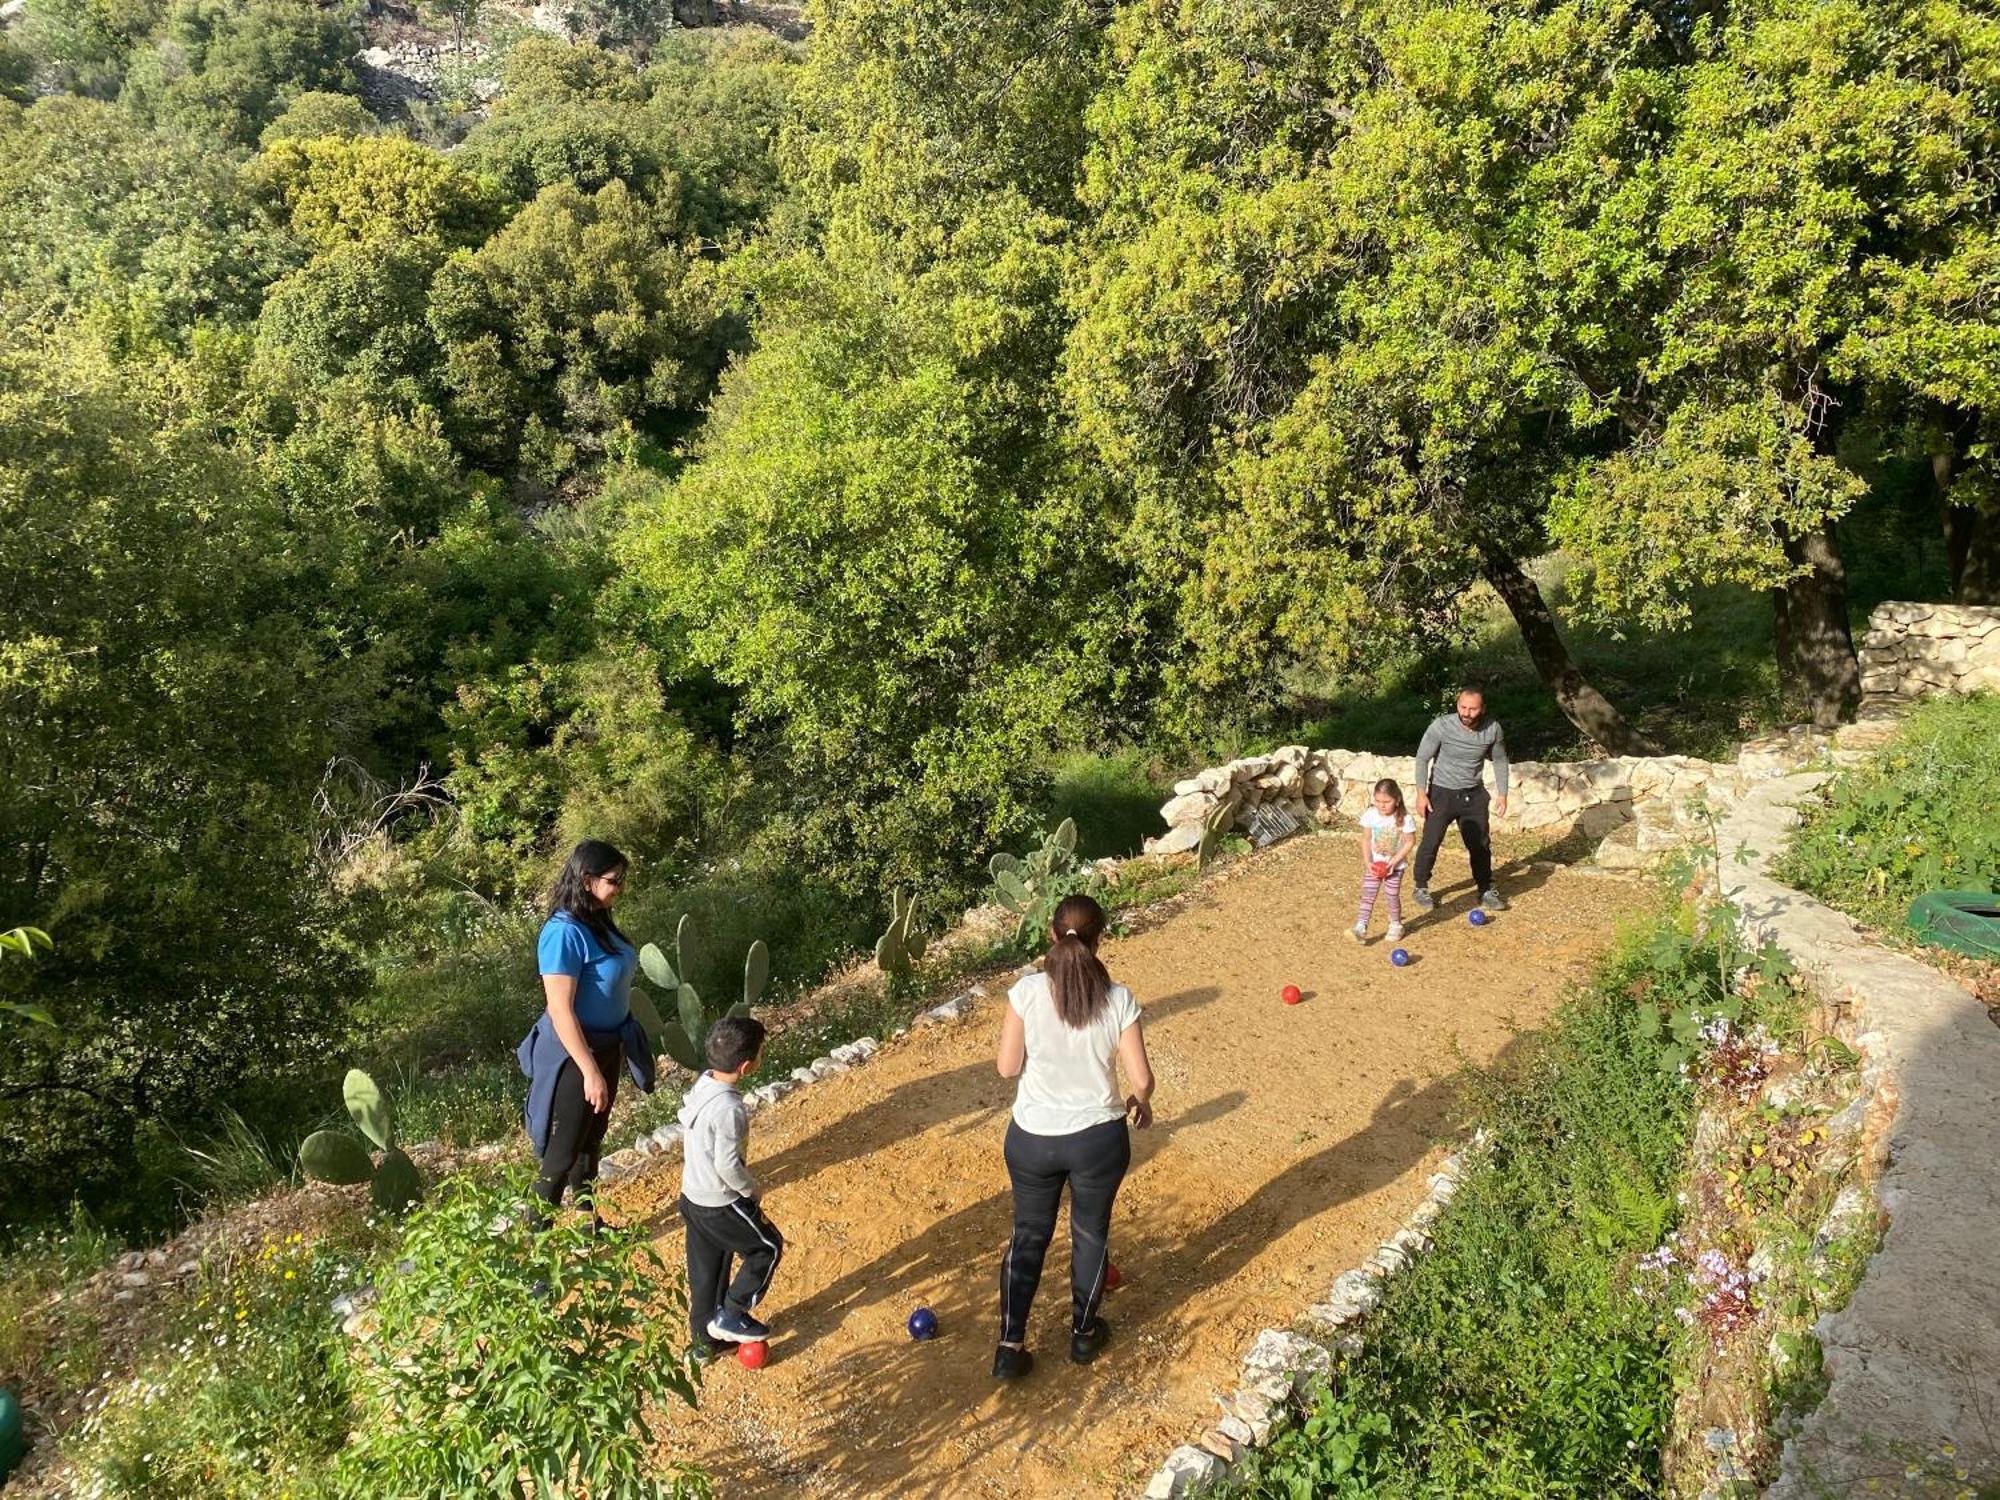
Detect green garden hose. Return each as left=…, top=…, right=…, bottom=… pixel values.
left=1907, top=891, right=2000, bottom=959
left=0, top=1386, right=25, bottom=1481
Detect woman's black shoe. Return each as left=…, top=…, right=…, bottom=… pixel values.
left=1070, top=1317, right=1111, bottom=1364
left=992, top=1344, right=1034, bottom=1381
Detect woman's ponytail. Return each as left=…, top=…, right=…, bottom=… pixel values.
left=1045, top=893, right=1111, bottom=1028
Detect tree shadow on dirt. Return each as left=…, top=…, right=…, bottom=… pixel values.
left=684, top=1056, right=1475, bottom=1500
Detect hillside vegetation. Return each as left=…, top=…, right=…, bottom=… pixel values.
left=1, top=0, right=1994, bottom=1257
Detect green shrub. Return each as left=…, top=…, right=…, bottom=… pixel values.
left=336, top=1171, right=707, bottom=1498
left=1776, top=694, right=2000, bottom=932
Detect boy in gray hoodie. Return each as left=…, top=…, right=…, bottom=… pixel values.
left=677, top=1016, right=784, bottom=1355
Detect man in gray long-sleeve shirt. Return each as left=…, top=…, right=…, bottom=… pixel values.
left=1411, top=688, right=1510, bottom=913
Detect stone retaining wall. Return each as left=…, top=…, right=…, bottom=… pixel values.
left=1858, top=600, right=2000, bottom=700
left=1145, top=732, right=1828, bottom=869
left=1147, top=600, right=1999, bottom=869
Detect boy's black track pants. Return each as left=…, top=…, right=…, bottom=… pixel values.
left=682, top=1195, right=784, bottom=1345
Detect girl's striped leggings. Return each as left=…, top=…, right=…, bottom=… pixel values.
left=1358, top=867, right=1403, bottom=926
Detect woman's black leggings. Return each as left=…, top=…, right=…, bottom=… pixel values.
left=998, top=1117, right=1131, bottom=1343
left=533, top=1036, right=623, bottom=1210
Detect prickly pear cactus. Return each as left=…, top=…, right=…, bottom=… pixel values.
left=875, top=890, right=928, bottom=976
left=297, top=1069, right=425, bottom=1214
left=638, top=919, right=767, bottom=1070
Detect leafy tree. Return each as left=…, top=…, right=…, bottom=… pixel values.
left=0, top=95, right=300, bottom=336
left=618, top=219, right=1139, bottom=895
left=454, top=40, right=663, bottom=203
left=0, top=33, right=37, bottom=103
left=1066, top=0, right=1681, bottom=752
left=254, top=235, right=447, bottom=403
left=259, top=87, right=381, bottom=143
left=426, top=178, right=726, bottom=482
left=250, top=132, right=505, bottom=253
left=0, top=327, right=362, bottom=1229
left=17, top=0, right=166, bottom=95
left=118, top=0, right=359, bottom=146
left=1557, top=0, right=2000, bottom=719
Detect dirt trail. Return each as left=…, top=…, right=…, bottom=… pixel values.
left=610, top=835, right=1643, bottom=1498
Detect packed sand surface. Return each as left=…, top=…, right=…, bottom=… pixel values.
left=610, top=834, right=1645, bottom=1498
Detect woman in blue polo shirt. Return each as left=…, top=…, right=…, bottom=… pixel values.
left=525, top=839, right=645, bottom=1217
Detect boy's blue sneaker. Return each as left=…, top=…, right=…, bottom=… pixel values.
left=706, top=1308, right=770, bottom=1345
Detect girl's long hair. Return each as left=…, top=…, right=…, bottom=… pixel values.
left=1045, top=893, right=1111, bottom=1029
left=548, top=839, right=631, bottom=950
left=1373, top=778, right=1407, bottom=819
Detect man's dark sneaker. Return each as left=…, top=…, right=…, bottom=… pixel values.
left=1413, top=887, right=1437, bottom=911
left=1070, top=1317, right=1112, bottom=1365
left=706, top=1308, right=770, bottom=1344
left=992, top=1344, right=1034, bottom=1381
left=1480, top=888, right=1510, bottom=911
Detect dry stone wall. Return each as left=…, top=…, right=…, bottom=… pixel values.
left=1857, top=600, right=2000, bottom=700
left=1147, top=601, right=2000, bottom=869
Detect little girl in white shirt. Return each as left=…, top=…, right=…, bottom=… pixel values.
left=1353, top=778, right=1418, bottom=943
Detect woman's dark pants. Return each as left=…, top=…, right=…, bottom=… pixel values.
left=998, top=1117, right=1131, bottom=1344
left=533, top=1036, right=622, bottom=1211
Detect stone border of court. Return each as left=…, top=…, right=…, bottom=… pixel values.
left=1137, top=1134, right=1487, bottom=1498
left=1719, top=773, right=2000, bottom=1496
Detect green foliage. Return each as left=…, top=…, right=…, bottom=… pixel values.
left=335, top=1171, right=708, bottom=1498
left=0, top=327, right=361, bottom=1233
left=0, top=96, right=300, bottom=334
left=251, top=133, right=503, bottom=253
left=62, top=1225, right=359, bottom=1498
left=985, top=819, right=1107, bottom=953
left=0, top=924, right=54, bottom=1027
left=427, top=177, right=727, bottom=481
left=17, top=0, right=166, bottom=94
left=1228, top=919, right=1728, bottom=1499
left=430, top=643, right=741, bottom=898
left=258, top=88, right=380, bottom=144
left=117, top=0, right=357, bottom=145
left=1777, top=694, right=2000, bottom=931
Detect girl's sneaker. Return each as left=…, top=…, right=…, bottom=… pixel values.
left=1349, top=923, right=1367, bottom=944
left=1386, top=922, right=1405, bottom=942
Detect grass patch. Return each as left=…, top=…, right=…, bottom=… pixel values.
left=57, top=1216, right=375, bottom=1499
left=1042, top=749, right=1173, bottom=859
left=1776, top=693, right=2000, bottom=934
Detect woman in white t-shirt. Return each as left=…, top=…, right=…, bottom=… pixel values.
left=991, top=893, right=1154, bottom=1381
left=1352, top=777, right=1419, bottom=943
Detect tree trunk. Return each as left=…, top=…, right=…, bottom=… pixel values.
left=1479, top=550, right=1662, bottom=755
left=1770, top=585, right=1799, bottom=714
left=1778, top=522, right=1861, bottom=726
left=1958, top=511, right=2000, bottom=604
left=1930, top=421, right=2000, bottom=604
